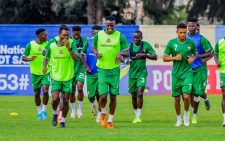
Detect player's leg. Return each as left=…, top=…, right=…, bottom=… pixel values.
left=95, top=93, right=101, bottom=123
left=98, top=71, right=108, bottom=126
left=41, top=85, right=49, bottom=120
left=201, top=68, right=210, bottom=110
left=34, top=88, right=42, bottom=120
left=60, top=93, right=70, bottom=128
left=182, top=94, right=190, bottom=126
left=32, top=74, right=43, bottom=120
left=76, top=71, right=85, bottom=118
left=222, top=87, right=225, bottom=126
left=40, top=73, right=50, bottom=120
left=129, top=77, right=138, bottom=122
left=136, top=87, right=144, bottom=123
left=87, top=73, right=97, bottom=115
left=106, top=74, right=120, bottom=128
left=60, top=79, right=73, bottom=128
left=70, top=77, right=76, bottom=119
left=51, top=79, right=61, bottom=126
left=172, top=77, right=182, bottom=126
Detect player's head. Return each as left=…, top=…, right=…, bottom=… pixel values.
left=58, top=24, right=70, bottom=42
left=187, top=18, right=197, bottom=35
left=36, top=28, right=47, bottom=42
left=72, top=26, right=81, bottom=40
left=133, top=30, right=143, bottom=45
left=92, top=25, right=102, bottom=36
left=105, top=16, right=116, bottom=34
left=176, top=23, right=187, bottom=41
left=196, top=23, right=200, bottom=34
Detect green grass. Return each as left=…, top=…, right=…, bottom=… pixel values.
left=0, top=95, right=224, bottom=141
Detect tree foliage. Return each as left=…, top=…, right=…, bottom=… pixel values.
left=187, top=0, right=225, bottom=24
left=143, top=0, right=175, bottom=24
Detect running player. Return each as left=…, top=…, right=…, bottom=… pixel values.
left=163, top=23, right=197, bottom=127
left=43, top=25, right=79, bottom=128
left=22, top=28, right=50, bottom=120
left=214, top=38, right=225, bottom=126
left=81, top=25, right=102, bottom=122
left=70, top=26, right=88, bottom=119
left=187, top=19, right=213, bottom=124
left=125, top=30, right=157, bottom=123
left=92, top=16, right=129, bottom=128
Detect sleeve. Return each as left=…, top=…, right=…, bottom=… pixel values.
left=214, top=42, right=219, bottom=54
left=201, top=37, right=212, bottom=52
left=45, top=43, right=51, bottom=59
left=120, top=34, right=129, bottom=51
left=44, top=38, right=56, bottom=51
left=71, top=41, right=78, bottom=54
left=164, top=41, right=172, bottom=56
left=81, top=37, right=88, bottom=54
left=145, top=42, right=156, bottom=55
left=23, top=42, right=31, bottom=57
left=93, top=34, right=98, bottom=48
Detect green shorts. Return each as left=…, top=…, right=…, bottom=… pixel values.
left=31, top=73, right=50, bottom=90
left=172, top=72, right=193, bottom=97
left=87, top=73, right=99, bottom=98
left=98, top=68, right=120, bottom=96
left=51, top=78, right=73, bottom=94
left=73, top=68, right=85, bottom=85
left=220, top=73, right=225, bottom=88
left=128, top=74, right=147, bottom=93
left=202, top=67, right=208, bottom=91
left=192, top=66, right=206, bottom=95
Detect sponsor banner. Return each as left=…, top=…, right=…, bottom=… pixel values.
left=119, top=65, right=221, bottom=95
left=0, top=25, right=138, bottom=95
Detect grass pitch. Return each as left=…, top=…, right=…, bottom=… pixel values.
left=0, top=95, right=224, bottom=141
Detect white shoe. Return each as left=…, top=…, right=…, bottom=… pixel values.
left=77, top=109, right=83, bottom=118
left=175, top=120, right=182, bottom=127
left=96, top=115, right=101, bottom=123
left=222, top=121, right=225, bottom=127
left=184, top=116, right=190, bottom=127
left=70, top=111, right=76, bottom=119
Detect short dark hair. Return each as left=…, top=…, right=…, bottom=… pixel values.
left=134, top=30, right=143, bottom=37
left=105, top=16, right=116, bottom=21
left=177, top=23, right=187, bottom=29
left=36, top=28, right=45, bottom=36
left=187, top=18, right=198, bottom=23
left=92, top=25, right=102, bottom=30
left=59, top=24, right=69, bottom=33
left=72, top=26, right=81, bottom=31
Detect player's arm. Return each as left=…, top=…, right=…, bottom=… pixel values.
left=214, top=42, right=221, bottom=67
left=116, top=34, right=129, bottom=62
left=198, top=37, right=213, bottom=58
left=92, top=33, right=102, bottom=58
left=163, top=41, right=182, bottom=62
left=67, top=40, right=79, bottom=62
left=80, top=43, right=91, bottom=73
left=137, top=42, right=157, bottom=60
left=42, top=43, right=51, bottom=74
left=22, top=43, right=37, bottom=62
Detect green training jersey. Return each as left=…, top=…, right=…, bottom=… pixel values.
left=200, top=36, right=213, bottom=69
left=129, top=41, right=156, bottom=78
left=72, top=36, right=87, bottom=74
left=215, top=38, right=225, bottom=73
left=45, top=40, right=78, bottom=81
left=93, top=30, right=128, bottom=70
left=164, top=37, right=197, bottom=78
left=23, top=40, right=49, bottom=75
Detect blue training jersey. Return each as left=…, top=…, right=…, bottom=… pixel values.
left=186, top=33, right=204, bottom=68
left=86, top=37, right=98, bottom=74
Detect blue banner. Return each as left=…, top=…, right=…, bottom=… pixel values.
left=0, top=24, right=139, bottom=95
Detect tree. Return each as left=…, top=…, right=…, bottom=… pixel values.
left=143, top=0, right=175, bottom=24
left=187, top=0, right=225, bottom=24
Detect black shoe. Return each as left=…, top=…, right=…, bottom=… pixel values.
left=52, top=114, right=58, bottom=126
left=60, top=122, right=65, bottom=128
left=205, top=100, right=210, bottom=111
